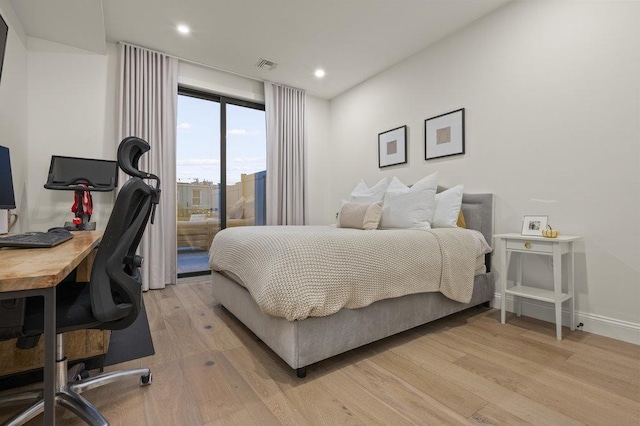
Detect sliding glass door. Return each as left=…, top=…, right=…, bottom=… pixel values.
left=225, top=103, right=267, bottom=226
left=176, top=88, right=266, bottom=276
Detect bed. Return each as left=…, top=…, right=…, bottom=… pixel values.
left=209, top=191, right=494, bottom=378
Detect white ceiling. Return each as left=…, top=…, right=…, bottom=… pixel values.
left=10, top=0, right=510, bottom=99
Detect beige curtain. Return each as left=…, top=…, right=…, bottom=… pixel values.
left=117, top=44, right=178, bottom=290
left=264, top=82, right=306, bottom=225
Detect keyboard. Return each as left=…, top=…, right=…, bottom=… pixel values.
left=0, top=230, right=74, bottom=248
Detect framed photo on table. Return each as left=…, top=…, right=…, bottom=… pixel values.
left=378, top=125, right=407, bottom=168
left=425, top=108, right=465, bottom=160
left=521, top=215, right=548, bottom=236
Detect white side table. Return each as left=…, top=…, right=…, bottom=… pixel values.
left=494, top=233, right=582, bottom=340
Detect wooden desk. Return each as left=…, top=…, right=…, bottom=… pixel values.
left=0, top=231, right=102, bottom=425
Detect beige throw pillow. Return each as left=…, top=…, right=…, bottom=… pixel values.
left=338, top=200, right=383, bottom=230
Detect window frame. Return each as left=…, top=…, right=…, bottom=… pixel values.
left=177, top=86, right=265, bottom=230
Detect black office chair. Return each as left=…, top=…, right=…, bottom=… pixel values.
left=0, top=137, right=160, bottom=426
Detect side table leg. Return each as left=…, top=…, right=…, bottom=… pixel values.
left=553, top=246, right=562, bottom=340
left=500, top=240, right=507, bottom=324
left=569, top=243, right=575, bottom=330
left=516, top=253, right=523, bottom=317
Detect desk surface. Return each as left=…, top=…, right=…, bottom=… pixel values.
left=0, top=231, right=102, bottom=293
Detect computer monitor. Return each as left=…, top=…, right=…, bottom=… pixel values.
left=0, top=12, right=8, bottom=86
left=0, top=145, right=16, bottom=209
left=44, top=155, right=118, bottom=192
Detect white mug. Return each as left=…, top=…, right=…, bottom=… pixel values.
left=0, top=210, right=17, bottom=234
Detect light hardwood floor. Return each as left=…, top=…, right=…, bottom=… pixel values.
left=1, top=276, right=639, bottom=425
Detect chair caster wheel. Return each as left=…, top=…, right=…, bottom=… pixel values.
left=70, top=367, right=89, bottom=382
left=140, top=373, right=152, bottom=386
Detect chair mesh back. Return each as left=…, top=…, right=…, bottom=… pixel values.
left=89, top=178, right=152, bottom=329
left=89, top=137, right=160, bottom=330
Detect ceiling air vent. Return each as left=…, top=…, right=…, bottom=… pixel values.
left=255, top=58, right=278, bottom=71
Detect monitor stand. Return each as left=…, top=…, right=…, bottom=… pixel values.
left=45, top=177, right=107, bottom=233
left=64, top=221, right=96, bottom=231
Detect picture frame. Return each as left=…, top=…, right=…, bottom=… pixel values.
left=378, top=125, right=407, bottom=168
left=424, top=108, right=465, bottom=160
left=521, top=215, right=548, bottom=236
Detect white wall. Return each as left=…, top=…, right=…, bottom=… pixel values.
left=329, top=1, right=640, bottom=342
left=0, top=0, right=28, bottom=232
left=26, top=38, right=118, bottom=231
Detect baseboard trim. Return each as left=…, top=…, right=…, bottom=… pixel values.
left=493, top=293, right=640, bottom=345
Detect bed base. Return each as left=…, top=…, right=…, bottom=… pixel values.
left=292, top=296, right=489, bottom=379
left=212, top=270, right=494, bottom=377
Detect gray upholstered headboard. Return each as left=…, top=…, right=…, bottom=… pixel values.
left=437, top=186, right=494, bottom=272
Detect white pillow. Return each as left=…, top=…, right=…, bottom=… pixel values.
left=348, top=177, right=388, bottom=204
left=379, top=172, right=439, bottom=229
left=432, top=185, right=464, bottom=228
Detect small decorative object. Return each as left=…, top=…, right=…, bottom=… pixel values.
left=542, top=225, right=559, bottom=238
left=521, top=215, right=548, bottom=236
left=425, top=108, right=465, bottom=160
left=378, top=125, right=407, bottom=168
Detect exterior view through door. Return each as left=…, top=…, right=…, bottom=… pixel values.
left=176, top=89, right=266, bottom=276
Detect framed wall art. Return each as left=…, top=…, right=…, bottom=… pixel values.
left=424, top=108, right=465, bottom=160
left=378, top=125, right=407, bottom=168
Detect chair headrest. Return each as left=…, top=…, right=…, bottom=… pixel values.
left=117, top=137, right=161, bottom=223
left=117, top=136, right=151, bottom=179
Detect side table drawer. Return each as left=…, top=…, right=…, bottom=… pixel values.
left=506, top=240, right=552, bottom=253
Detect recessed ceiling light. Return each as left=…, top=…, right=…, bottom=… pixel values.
left=314, top=69, right=326, bottom=78
left=177, top=24, right=190, bottom=35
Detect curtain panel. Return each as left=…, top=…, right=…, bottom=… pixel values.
left=264, top=82, right=306, bottom=225
left=118, top=44, right=178, bottom=290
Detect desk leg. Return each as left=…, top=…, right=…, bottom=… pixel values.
left=553, top=246, right=562, bottom=340
left=43, top=289, right=56, bottom=425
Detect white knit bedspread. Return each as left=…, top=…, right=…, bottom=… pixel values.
left=209, top=226, right=478, bottom=321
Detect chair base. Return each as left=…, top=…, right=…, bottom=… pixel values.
left=0, top=336, right=151, bottom=426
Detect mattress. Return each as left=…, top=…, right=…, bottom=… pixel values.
left=210, top=226, right=492, bottom=321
